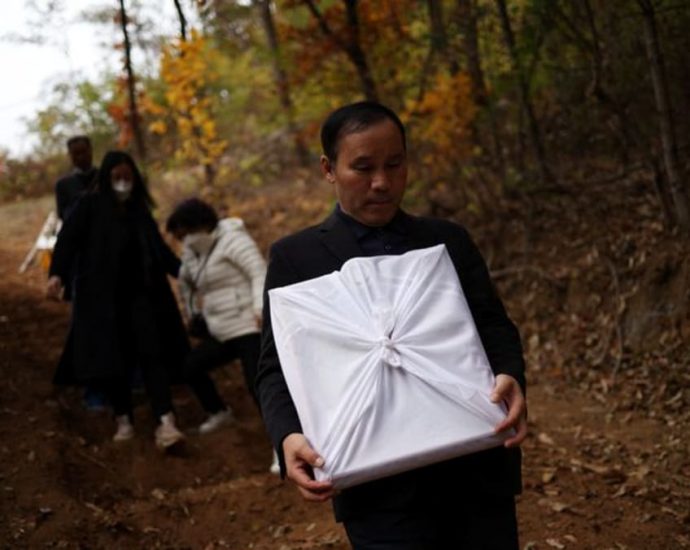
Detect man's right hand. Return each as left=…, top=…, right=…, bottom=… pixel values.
left=46, top=276, right=63, bottom=301
left=282, top=433, right=335, bottom=502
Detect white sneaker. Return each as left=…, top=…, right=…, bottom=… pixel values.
left=155, top=412, right=185, bottom=449
left=113, top=415, right=134, bottom=442
left=269, top=450, right=280, bottom=475
left=198, top=409, right=233, bottom=434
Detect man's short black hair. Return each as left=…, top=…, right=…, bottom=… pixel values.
left=320, top=101, right=406, bottom=162
left=66, top=135, right=91, bottom=150
left=166, top=198, right=219, bottom=234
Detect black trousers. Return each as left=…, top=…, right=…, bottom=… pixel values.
left=343, top=494, right=519, bottom=550
left=103, top=362, right=173, bottom=419
left=184, top=332, right=261, bottom=412
left=104, top=294, right=174, bottom=420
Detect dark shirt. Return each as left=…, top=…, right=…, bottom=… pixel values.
left=55, top=167, right=97, bottom=220
left=335, top=205, right=409, bottom=256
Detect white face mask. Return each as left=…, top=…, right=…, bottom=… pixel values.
left=112, top=179, right=133, bottom=201
left=183, top=232, right=215, bottom=255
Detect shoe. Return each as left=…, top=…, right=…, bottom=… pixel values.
left=155, top=412, right=185, bottom=449
left=113, top=415, right=134, bottom=442
left=198, top=409, right=233, bottom=434
left=269, top=450, right=280, bottom=475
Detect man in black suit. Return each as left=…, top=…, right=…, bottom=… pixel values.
left=55, top=135, right=97, bottom=221
left=53, top=135, right=103, bottom=409
left=256, top=102, right=527, bottom=549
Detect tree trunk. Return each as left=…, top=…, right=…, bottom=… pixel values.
left=495, top=0, right=552, bottom=185
left=302, top=0, right=378, bottom=101
left=456, top=0, right=505, bottom=177
left=118, top=0, right=146, bottom=163
left=342, top=0, right=378, bottom=101
left=638, top=0, right=689, bottom=231
left=173, top=0, right=187, bottom=41
left=581, top=0, right=631, bottom=166
left=428, top=0, right=448, bottom=56
left=257, top=0, right=309, bottom=165
left=417, top=0, right=458, bottom=100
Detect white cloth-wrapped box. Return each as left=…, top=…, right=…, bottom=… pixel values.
left=269, top=244, right=510, bottom=489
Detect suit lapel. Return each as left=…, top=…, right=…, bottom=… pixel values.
left=317, top=210, right=363, bottom=264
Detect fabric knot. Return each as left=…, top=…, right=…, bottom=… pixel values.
left=378, top=336, right=402, bottom=368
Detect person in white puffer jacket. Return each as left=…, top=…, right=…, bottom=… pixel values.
left=166, top=199, right=267, bottom=438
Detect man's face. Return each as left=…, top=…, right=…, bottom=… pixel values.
left=321, top=119, right=407, bottom=227
left=68, top=140, right=93, bottom=172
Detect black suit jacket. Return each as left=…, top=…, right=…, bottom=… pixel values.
left=55, top=168, right=97, bottom=221
left=256, top=209, right=525, bottom=521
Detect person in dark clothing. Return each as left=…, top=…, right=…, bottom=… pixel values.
left=255, top=102, right=527, bottom=549
left=54, top=135, right=105, bottom=410
left=55, top=135, right=98, bottom=221
left=47, top=150, right=187, bottom=449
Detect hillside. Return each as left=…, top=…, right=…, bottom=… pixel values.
left=0, top=172, right=688, bottom=549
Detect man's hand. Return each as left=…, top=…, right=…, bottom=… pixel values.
left=282, top=433, right=335, bottom=502
left=491, top=374, right=527, bottom=448
left=46, top=276, right=63, bottom=301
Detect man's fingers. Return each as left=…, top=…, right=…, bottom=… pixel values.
left=495, top=394, right=524, bottom=432
left=288, top=465, right=334, bottom=501
left=297, top=485, right=336, bottom=502
left=492, top=374, right=527, bottom=447
left=282, top=433, right=334, bottom=501
left=504, top=417, right=528, bottom=448
left=490, top=378, right=510, bottom=403
left=296, top=444, right=325, bottom=469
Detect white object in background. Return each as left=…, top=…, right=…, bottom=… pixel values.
left=19, top=211, right=61, bottom=273
left=269, top=244, right=511, bottom=490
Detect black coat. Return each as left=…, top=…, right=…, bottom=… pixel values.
left=55, top=168, right=97, bottom=221
left=49, top=191, right=189, bottom=385
left=256, top=209, right=525, bottom=522
left=55, top=167, right=98, bottom=301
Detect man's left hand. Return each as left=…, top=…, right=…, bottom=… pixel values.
left=491, top=374, right=527, bottom=448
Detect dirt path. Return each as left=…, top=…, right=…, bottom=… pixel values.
left=0, top=197, right=687, bottom=549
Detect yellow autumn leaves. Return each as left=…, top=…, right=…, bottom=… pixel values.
left=142, top=30, right=227, bottom=178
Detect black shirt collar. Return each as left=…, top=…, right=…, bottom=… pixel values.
left=335, top=204, right=407, bottom=240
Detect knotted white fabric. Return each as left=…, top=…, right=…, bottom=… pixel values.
left=269, top=244, right=510, bottom=489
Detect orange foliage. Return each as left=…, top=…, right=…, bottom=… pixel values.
left=106, top=76, right=137, bottom=149
left=275, top=0, right=416, bottom=88
left=407, top=72, right=477, bottom=173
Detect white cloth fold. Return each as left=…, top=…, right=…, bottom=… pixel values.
left=270, top=244, right=511, bottom=489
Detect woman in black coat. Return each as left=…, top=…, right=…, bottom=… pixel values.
left=47, top=150, right=189, bottom=449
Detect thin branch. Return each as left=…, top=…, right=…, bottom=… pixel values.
left=173, top=0, right=188, bottom=41
left=301, top=0, right=347, bottom=50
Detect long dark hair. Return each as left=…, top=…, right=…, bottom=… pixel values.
left=97, top=150, right=154, bottom=208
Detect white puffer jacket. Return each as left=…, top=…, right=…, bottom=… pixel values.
left=179, top=218, right=267, bottom=342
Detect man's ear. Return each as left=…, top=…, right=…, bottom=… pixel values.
left=320, top=155, right=335, bottom=183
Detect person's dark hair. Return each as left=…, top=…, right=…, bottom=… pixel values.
left=166, top=198, right=219, bottom=234
left=97, top=150, right=154, bottom=208
left=66, top=135, right=91, bottom=150
left=320, top=101, right=406, bottom=162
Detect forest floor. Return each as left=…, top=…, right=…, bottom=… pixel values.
left=0, top=178, right=688, bottom=549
